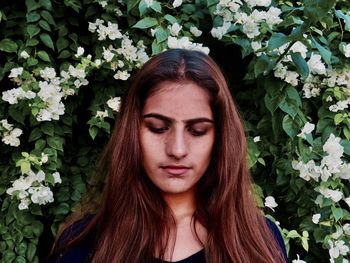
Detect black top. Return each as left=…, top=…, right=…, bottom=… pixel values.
left=49, top=216, right=288, bottom=263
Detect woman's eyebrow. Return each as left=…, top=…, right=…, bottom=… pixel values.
left=143, top=113, right=214, bottom=124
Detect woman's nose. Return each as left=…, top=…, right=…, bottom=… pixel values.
left=166, top=129, right=188, bottom=160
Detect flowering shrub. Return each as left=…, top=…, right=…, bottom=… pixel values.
left=0, top=0, right=349, bottom=262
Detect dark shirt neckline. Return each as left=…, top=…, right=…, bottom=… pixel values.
left=163, top=249, right=204, bottom=263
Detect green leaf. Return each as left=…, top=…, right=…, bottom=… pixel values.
left=26, top=242, right=36, bottom=261
left=133, top=17, right=158, bottom=29
left=341, top=139, right=350, bottom=156
left=335, top=10, right=350, bottom=31
left=26, top=38, right=39, bottom=47
left=311, top=37, right=332, bottom=65
left=41, top=122, right=54, bottom=136
left=164, top=14, right=178, bottom=24
left=37, top=50, right=50, bottom=62
left=282, top=115, right=300, bottom=137
left=334, top=113, right=344, bottom=125
left=89, top=126, right=98, bottom=140
left=39, top=0, right=52, bottom=10
left=63, top=0, right=82, bottom=12
left=15, top=242, right=27, bottom=256
left=304, top=0, right=336, bottom=24
left=26, top=0, right=41, bottom=12
left=155, top=27, right=168, bottom=43
left=56, top=38, right=69, bottom=53
left=53, top=202, right=70, bottom=215
left=279, top=97, right=299, bottom=118
left=39, top=33, right=54, bottom=50
left=28, top=127, right=42, bottom=142
left=267, top=33, right=290, bottom=51
left=3, top=251, right=16, bottom=263
left=127, top=0, right=140, bottom=12
left=151, top=1, right=161, bottom=13
left=0, top=39, right=18, bottom=53
left=291, top=53, right=309, bottom=80
left=331, top=206, right=343, bottom=221
left=47, top=137, right=64, bottom=151
left=58, top=50, right=70, bottom=59
left=27, top=57, right=39, bottom=66
left=27, top=24, right=41, bottom=38
left=138, top=0, right=148, bottom=16
left=20, top=161, right=31, bottom=174
left=254, top=54, right=275, bottom=77
left=40, top=10, right=55, bottom=25
left=26, top=11, right=40, bottom=22
left=39, top=20, right=51, bottom=31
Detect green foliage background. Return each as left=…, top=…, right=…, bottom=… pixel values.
left=1, top=0, right=350, bottom=262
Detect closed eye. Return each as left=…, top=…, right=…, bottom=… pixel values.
left=147, top=125, right=169, bottom=134
left=187, top=127, right=208, bottom=136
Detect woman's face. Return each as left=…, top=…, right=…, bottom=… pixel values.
left=140, top=81, right=215, bottom=197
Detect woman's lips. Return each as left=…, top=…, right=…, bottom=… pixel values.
left=161, top=166, right=190, bottom=176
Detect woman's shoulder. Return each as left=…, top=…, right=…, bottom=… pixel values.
left=265, top=217, right=288, bottom=262
left=48, top=215, right=96, bottom=263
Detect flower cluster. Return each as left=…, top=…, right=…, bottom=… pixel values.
left=2, top=65, right=89, bottom=121
left=167, top=36, right=209, bottom=54
left=6, top=169, right=61, bottom=210
left=328, top=239, right=349, bottom=263
left=292, top=134, right=350, bottom=184
left=88, top=19, right=123, bottom=41
left=0, top=119, right=23, bottom=147
left=212, top=0, right=282, bottom=39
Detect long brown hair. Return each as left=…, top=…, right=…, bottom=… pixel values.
left=51, top=49, right=285, bottom=262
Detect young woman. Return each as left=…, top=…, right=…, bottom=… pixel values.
left=50, top=49, right=287, bottom=262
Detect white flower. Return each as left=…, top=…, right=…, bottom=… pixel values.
left=0, top=119, right=13, bottom=130
left=292, top=254, right=306, bottom=263
left=172, top=0, right=182, bottom=8
left=40, top=67, right=56, bottom=80
left=292, top=159, right=320, bottom=182
left=343, top=223, right=350, bottom=235
left=345, top=197, right=350, bottom=207
left=211, top=22, right=231, bottom=40
left=96, top=110, right=108, bottom=119
left=18, top=198, right=30, bottom=210
left=99, top=1, right=107, bottom=7
left=312, top=213, right=321, bottom=224
left=8, top=67, right=23, bottom=78
left=106, top=22, right=123, bottom=40
left=251, top=41, right=262, bottom=52
left=167, top=36, right=210, bottom=54
left=323, top=134, right=343, bottom=157
left=265, top=7, right=283, bottom=28
left=190, top=26, right=202, bottom=37
left=319, top=187, right=343, bottom=202
left=253, top=136, right=260, bottom=142
left=113, top=70, right=130, bottom=80
left=242, top=20, right=260, bottom=39
left=88, top=18, right=104, bottom=33
left=328, top=240, right=349, bottom=259
left=52, top=172, right=62, bottom=184
left=290, top=41, right=308, bottom=58
left=145, top=0, right=153, bottom=7
left=29, top=185, right=54, bottom=205
left=75, top=47, right=84, bottom=57
left=2, top=128, right=23, bottom=147
left=20, top=50, right=30, bottom=59
left=168, top=23, right=182, bottom=36
left=264, top=196, right=278, bottom=211
left=40, top=153, right=48, bottom=164
left=307, top=53, right=326, bottom=75
left=107, top=97, right=121, bottom=112
left=297, top=122, right=315, bottom=139
left=284, top=71, right=299, bottom=86
left=343, top=43, right=350, bottom=58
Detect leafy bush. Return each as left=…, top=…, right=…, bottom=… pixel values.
left=0, top=0, right=350, bottom=262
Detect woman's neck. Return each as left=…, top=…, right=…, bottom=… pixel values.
left=162, top=190, right=196, bottom=223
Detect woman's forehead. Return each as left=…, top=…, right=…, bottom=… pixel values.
left=142, top=81, right=213, bottom=120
